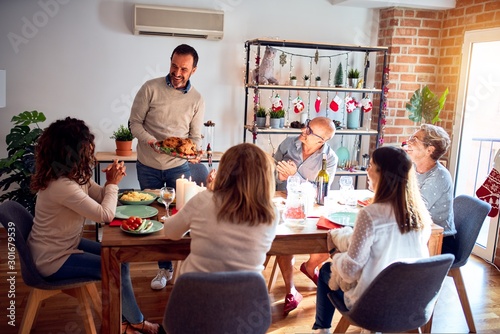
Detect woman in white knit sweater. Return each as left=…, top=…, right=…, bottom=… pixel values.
left=312, top=146, right=432, bottom=332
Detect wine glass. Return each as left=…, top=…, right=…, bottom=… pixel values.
left=160, top=187, right=175, bottom=220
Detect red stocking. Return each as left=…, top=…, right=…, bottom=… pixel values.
left=476, top=167, right=500, bottom=217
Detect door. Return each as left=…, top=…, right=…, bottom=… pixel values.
left=449, top=28, right=500, bottom=262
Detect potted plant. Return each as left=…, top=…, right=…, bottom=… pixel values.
left=269, top=108, right=285, bottom=128
left=315, top=76, right=322, bottom=87
left=256, top=106, right=267, bottom=127
left=406, top=85, right=449, bottom=124
left=0, top=110, right=46, bottom=214
left=290, top=75, right=297, bottom=86
left=303, top=75, right=310, bottom=87
left=347, top=68, right=360, bottom=88
left=110, top=124, right=134, bottom=156
left=334, top=63, right=343, bottom=87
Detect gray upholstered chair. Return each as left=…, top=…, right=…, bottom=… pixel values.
left=425, top=194, right=491, bottom=333
left=0, top=201, right=102, bottom=334
left=163, top=271, right=271, bottom=334
left=328, top=254, right=455, bottom=333
left=188, top=163, right=209, bottom=186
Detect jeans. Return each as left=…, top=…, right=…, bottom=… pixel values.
left=46, top=238, right=144, bottom=324
left=312, top=264, right=344, bottom=330
left=136, top=160, right=191, bottom=271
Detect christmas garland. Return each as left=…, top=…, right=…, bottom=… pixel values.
left=379, top=67, right=390, bottom=145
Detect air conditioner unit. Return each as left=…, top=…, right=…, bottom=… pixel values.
left=134, top=4, right=224, bottom=41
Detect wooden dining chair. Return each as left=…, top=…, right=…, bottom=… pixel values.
left=0, top=201, right=102, bottom=334
left=328, top=254, right=455, bottom=333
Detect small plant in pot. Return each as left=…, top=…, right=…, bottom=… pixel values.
left=347, top=68, right=360, bottom=88
left=269, top=108, right=285, bottom=128
left=110, top=124, right=134, bottom=156
left=315, top=76, right=322, bottom=86
left=290, top=75, right=297, bottom=86
left=303, top=75, right=310, bottom=86
left=255, top=106, right=267, bottom=127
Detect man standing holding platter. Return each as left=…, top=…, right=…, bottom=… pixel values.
left=129, top=43, right=205, bottom=290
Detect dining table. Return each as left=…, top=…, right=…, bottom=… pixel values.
left=100, top=189, right=444, bottom=333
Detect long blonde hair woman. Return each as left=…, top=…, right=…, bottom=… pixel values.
left=163, top=143, right=278, bottom=274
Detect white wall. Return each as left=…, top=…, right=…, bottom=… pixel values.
left=0, top=0, right=378, bottom=189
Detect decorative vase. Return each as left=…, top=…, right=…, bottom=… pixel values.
left=316, top=80, right=322, bottom=87
left=270, top=118, right=281, bottom=129
left=279, top=117, right=285, bottom=128
left=348, top=78, right=359, bottom=88
left=256, top=117, right=266, bottom=127
left=300, top=112, right=308, bottom=124
left=304, top=79, right=310, bottom=87
left=347, top=108, right=361, bottom=129
left=290, top=79, right=297, bottom=86
left=115, top=140, right=132, bottom=156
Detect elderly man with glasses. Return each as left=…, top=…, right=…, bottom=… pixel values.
left=273, top=116, right=338, bottom=315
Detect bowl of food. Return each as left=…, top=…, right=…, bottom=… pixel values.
left=118, top=191, right=157, bottom=205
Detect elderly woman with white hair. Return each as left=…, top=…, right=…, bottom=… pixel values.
left=406, top=123, right=456, bottom=253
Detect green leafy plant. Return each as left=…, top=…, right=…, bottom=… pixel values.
left=290, top=75, right=297, bottom=80
left=303, top=75, right=310, bottom=81
left=315, top=76, right=321, bottom=81
left=110, top=124, right=134, bottom=141
left=0, top=110, right=46, bottom=214
left=256, top=107, right=267, bottom=117
left=406, top=85, right=449, bottom=124
left=269, top=108, right=285, bottom=118
left=334, top=63, right=343, bottom=86
left=348, top=68, right=360, bottom=79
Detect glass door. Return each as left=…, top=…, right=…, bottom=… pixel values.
left=450, top=28, right=500, bottom=262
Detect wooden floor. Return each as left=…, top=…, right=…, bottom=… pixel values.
left=1, top=228, right=500, bottom=333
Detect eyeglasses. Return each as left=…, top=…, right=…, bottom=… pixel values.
left=407, top=135, right=429, bottom=146
left=304, top=119, right=325, bottom=142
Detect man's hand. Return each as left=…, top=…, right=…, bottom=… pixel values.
left=148, top=139, right=162, bottom=153
left=276, top=160, right=297, bottom=181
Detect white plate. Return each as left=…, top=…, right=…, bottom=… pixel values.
left=115, top=205, right=158, bottom=219
left=120, top=220, right=164, bottom=235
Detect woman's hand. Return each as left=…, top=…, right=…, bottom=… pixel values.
left=206, top=169, right=216, bottom=191
left=276, top=160, right=297, bottom=181
left=103, top=159, right=126, bottom=186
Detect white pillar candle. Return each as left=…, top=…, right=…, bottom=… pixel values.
left=183, top=180, right=198, bottom=205
left=176, top=175, right=188, bottom=210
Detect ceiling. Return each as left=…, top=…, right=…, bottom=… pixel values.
left=330, top=0, right=456, bottom=10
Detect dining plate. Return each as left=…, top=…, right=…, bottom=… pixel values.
left=118, top=191, right=157, bottom=205
left=120, top=220, right=164, bottom=235
left=327, top=211, right=357, bottom=227
left=115, top=205, right=158, bottom=219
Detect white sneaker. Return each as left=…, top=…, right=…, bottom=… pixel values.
left=150, top=269, right=173, bottom=290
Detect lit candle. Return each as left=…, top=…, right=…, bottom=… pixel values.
left=183, top=178, right=198, bottom=205
left=176, top=175, right=188, bottom=210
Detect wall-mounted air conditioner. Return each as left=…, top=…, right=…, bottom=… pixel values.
left=134, top=4, right=224, bottom=41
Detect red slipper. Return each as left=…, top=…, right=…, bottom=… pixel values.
left=300, top=262, right=318, bottom=285
left=283, top=292, right=303, bottom=315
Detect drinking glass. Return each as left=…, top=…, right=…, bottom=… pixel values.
left=339, top=176, right=355, bottom=208
left=160, top=187, right=175, bottom=220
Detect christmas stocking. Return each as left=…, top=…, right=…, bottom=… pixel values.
left=315, top=96, right=322, bottom=113
left=476, top=167, right=500, bottom=217
left=292, top=96, right=305, bottom=113
left=329, top=95, right=342, bottom=112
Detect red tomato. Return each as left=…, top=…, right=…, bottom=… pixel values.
left=122, top=222, right=130, bottom=230
left=134, top=217, right=142, bottom=225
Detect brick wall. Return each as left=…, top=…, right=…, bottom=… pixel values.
left=377, top=0, right=500, bottom=267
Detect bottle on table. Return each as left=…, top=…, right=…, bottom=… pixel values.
left=315, top=153, right=329, bottom=205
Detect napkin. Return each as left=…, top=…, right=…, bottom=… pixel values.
left=316, top=216, right=343, bottom=230
left=110, top=219, right=123, bottom=227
